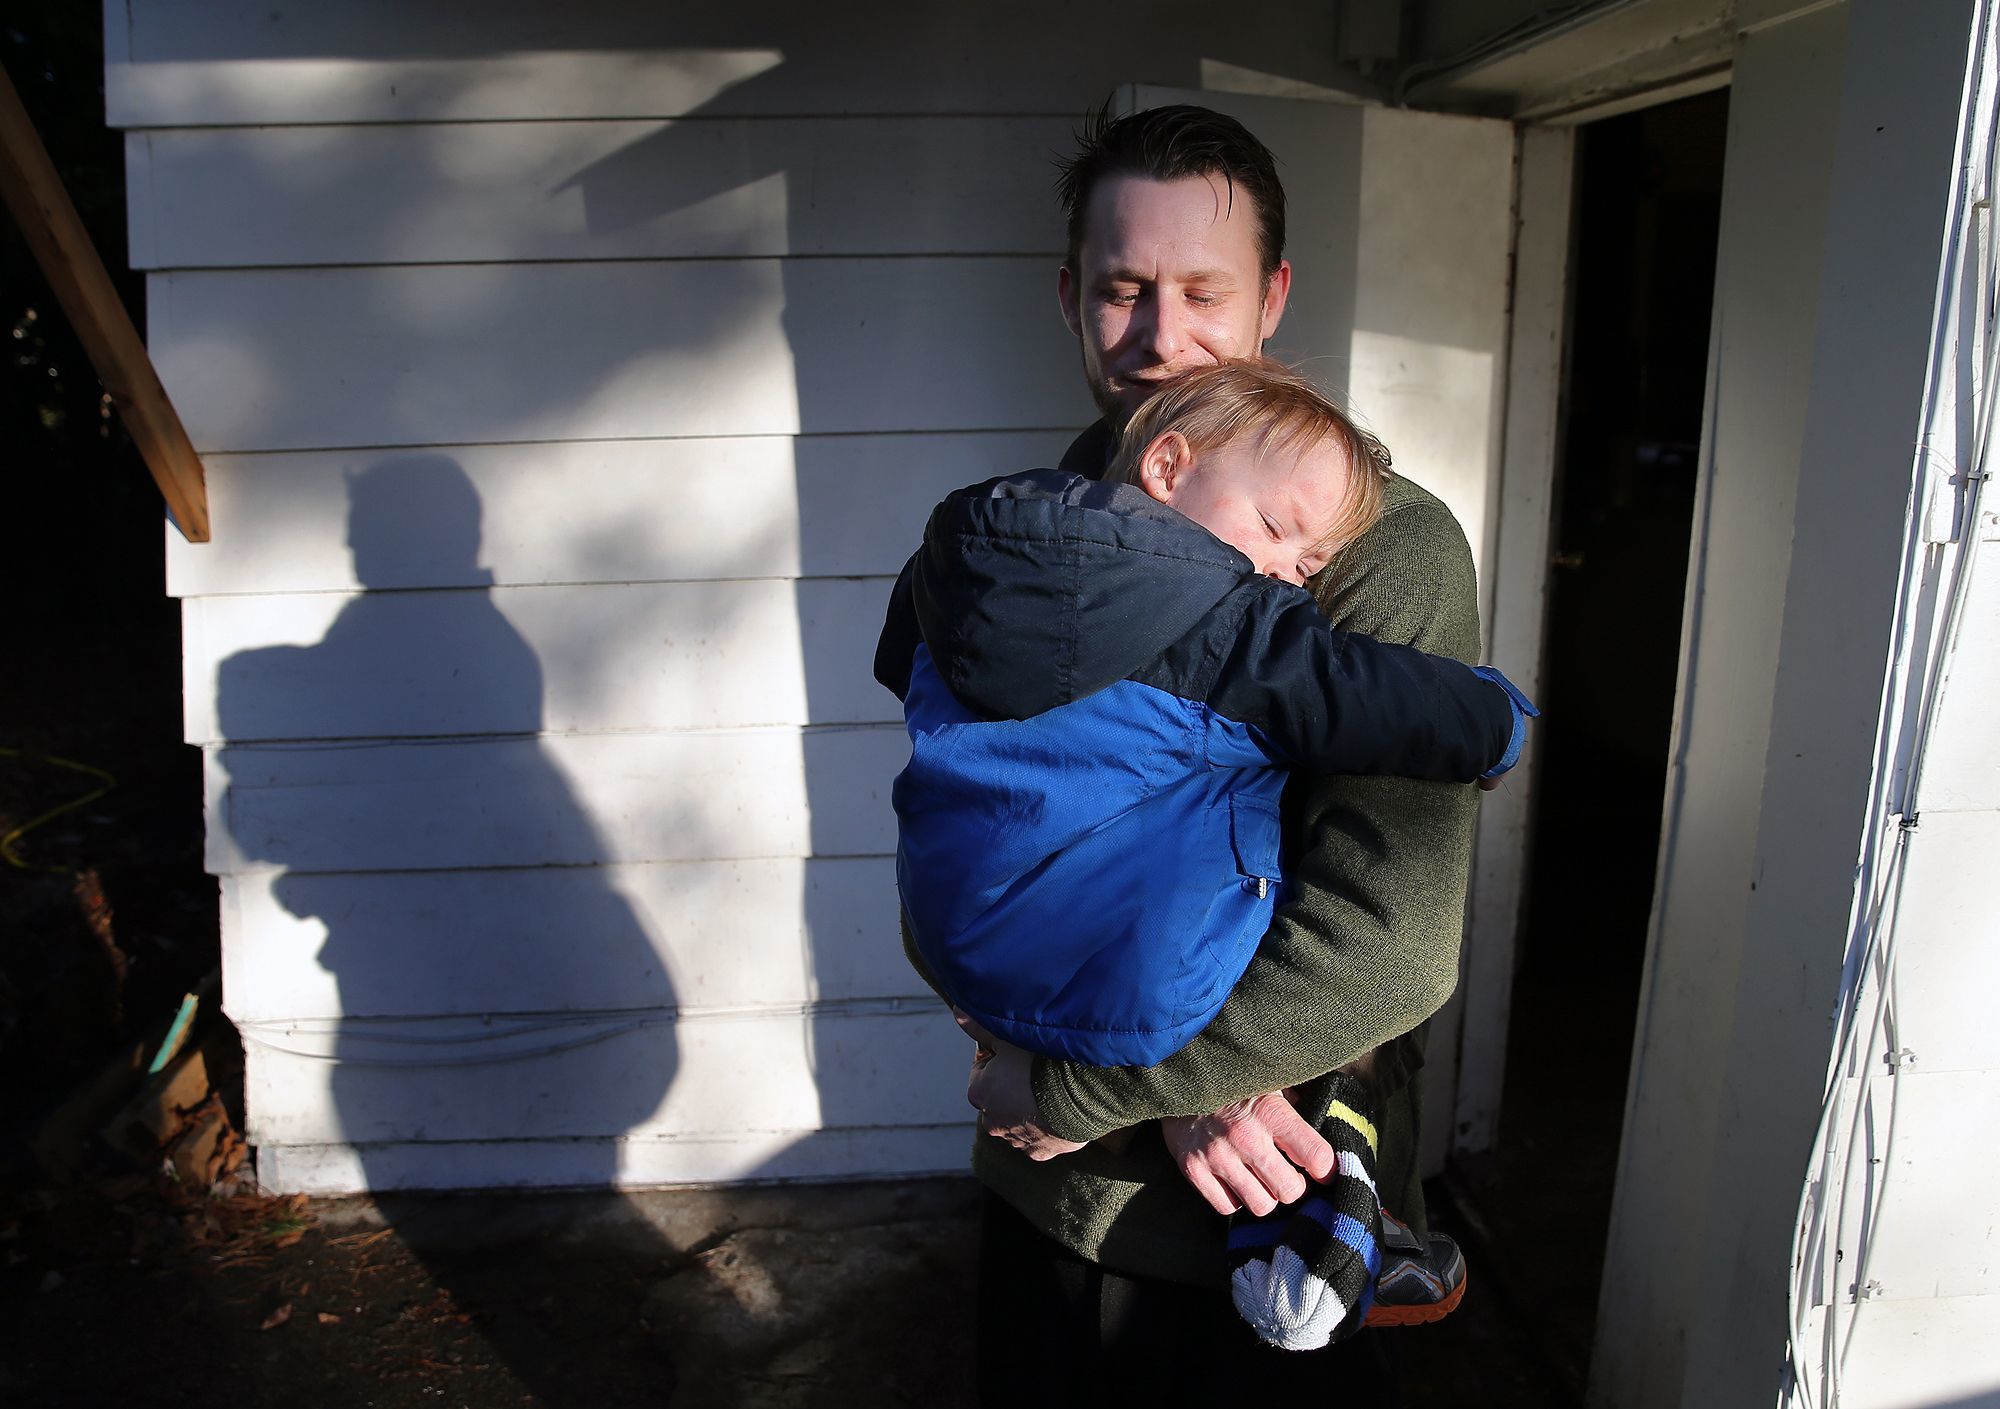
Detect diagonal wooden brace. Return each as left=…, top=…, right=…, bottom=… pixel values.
left=0, top=64, right=209, bottom=542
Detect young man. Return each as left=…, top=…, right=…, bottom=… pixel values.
left=943, top=104, right=1486, bottom=1399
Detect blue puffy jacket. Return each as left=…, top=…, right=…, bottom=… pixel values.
left=875, top=469, right=1523, bottom=1066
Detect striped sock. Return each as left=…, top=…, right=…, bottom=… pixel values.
left=1226, top=1072, right=1383, bottom=1351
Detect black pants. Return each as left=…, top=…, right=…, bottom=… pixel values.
left=976, top=1191, right=1400, bottom=1406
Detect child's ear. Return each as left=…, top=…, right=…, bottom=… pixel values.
left=1137, top=432, right=1191, bottom=504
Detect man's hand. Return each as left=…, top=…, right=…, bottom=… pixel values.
left=954, top=1010, right=1087, bottom=1161
left=1160, top=1091, right=1335, bottom=1217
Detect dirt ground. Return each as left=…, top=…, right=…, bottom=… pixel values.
left=3, top=1163, right=1577, bottom=1409
left=5, top=1172, right=976, bottom=1409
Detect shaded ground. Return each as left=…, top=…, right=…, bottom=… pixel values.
left=1445, top=967, right=1638, bottom=1402
left=5, top=1167, right=1571, bottom=1408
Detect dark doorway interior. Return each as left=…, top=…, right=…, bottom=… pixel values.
left=1442, top=87, right=1731, bottom=1393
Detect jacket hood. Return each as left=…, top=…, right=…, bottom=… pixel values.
left=907, top=469, right=1254, bottom=721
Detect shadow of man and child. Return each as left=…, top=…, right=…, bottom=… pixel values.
left=216, top=456, right=686, bottom=1401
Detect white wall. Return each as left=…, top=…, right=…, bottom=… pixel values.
left=1593, top=2, right=1993, bottom=1405
left=113, top=0, right=1398, bottom=1192
left=1591, top=11, right=1850, bottom=1399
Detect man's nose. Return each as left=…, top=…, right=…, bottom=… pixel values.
left=1139, top=294, right=1187, bottom=363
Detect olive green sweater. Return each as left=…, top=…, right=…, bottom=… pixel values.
left=931, top=470, right=1485, bottom=1289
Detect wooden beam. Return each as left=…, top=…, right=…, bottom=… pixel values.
left=0, top=64, right=209, bottom=542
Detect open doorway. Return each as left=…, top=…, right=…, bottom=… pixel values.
left=1445, top=86, right=1731, bottom=1389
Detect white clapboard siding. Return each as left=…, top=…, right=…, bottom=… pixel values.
left=1832, top=1293, right=2000, bottom=1409
left=219, top=857, right=915, bottom=1022
left=183, top=577, right=896, bottom=743
left=127, top=118, right=1071, bottom=269
left=205, top=726, right=905, bottom=876
left=165, top=432, right=1071, bottom=598
left=260, top=1126, right=974, bottom=1196
left=239, top=1003, right=965, bottom=1144
left=106, top=0, right=1353, bottom=126
left=1884, top=809, right=2000, bottom=1075
left=1913, top=548, right=2000, bottom=814
left=1855, top=1070, right=2000, bottom=1301
left=149, top=258, right=1089, bottom=452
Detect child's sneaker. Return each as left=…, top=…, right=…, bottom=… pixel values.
left=1363, top=1208, right=1468, bottom=1326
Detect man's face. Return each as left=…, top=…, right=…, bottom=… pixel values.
left=1059, top=172, right=1292, bottom=424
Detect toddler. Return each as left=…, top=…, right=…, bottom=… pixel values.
left=875, top=358, right=1534, bottom=1349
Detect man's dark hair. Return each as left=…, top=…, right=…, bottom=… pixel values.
left=1055, top=102, right=1287, bottom=281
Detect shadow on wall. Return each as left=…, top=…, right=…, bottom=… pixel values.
left=214, top=457, right=685, bottom=1404
left=214, top=456, right=679, bottom=1180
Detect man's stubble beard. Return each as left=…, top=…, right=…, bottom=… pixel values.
left=1080, top=339, right=1132, bottom=429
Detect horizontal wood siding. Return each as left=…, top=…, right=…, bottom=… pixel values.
left=220, top=858, right=915, bottom=1022
left=261, top=1127, right=975, bottom=1196
left=165, top=432, right=1070, bottom=597
left=148, top=259, right=1083, bottom=452
left=120, top=0, right=1367, bottom=1192
left=127, top=118, right=1072, bottom=268
left=183, top=579, right=896, bottom=741
left=205, top=728, right=902, bottom=875
left=104, top=0, right=1358, bottom=125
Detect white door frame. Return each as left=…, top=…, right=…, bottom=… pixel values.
left=1449, top=121, right=1575, bottom=1156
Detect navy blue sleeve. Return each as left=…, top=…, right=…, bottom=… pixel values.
left=873, top=552, right=921, bottom=701
left=1192, top=580, right=1517, bottom=782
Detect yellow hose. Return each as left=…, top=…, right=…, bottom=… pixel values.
left=0, top=745, right=118, bottom=873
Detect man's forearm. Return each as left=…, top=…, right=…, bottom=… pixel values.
left=1032, top=772, right=1477, bottom=1141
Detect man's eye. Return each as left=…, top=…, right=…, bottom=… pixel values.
left=1101, top=289, right=1139, bottom=306
left=1187, top=291, right=1220, bottom=307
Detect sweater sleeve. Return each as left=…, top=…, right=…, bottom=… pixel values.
left=1031, top=492, right=1484, bottom=1139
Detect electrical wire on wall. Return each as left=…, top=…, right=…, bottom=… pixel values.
left=1782, top=5, right=1999, bottom=1402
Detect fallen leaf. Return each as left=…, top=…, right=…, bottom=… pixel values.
left=316, top=1312, right=341, bottom=1326
left=260, top=1303, right=292, bottom=1331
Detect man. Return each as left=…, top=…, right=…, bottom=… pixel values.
left=940, top=104, right=1484, bottom=1399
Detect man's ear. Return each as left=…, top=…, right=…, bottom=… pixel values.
left=1257, top=259, right=1293, bottom=345
left=1058, top=265, right=1083, bottom=338
left=1136, top=431, right=1190, bottom=504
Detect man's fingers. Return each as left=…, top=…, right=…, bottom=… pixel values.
left=1207, top=1148, right=1278, bottom=1218
left=1176, top=1154, right=1241, bottom=1217
left=1027, top=1137, right=1083, bottom=1162
left=966, top=1049, right=994, bottom=1112
left=1240, top=1139, right=1307, bottom=1207
left=1258, top=1096, right=1336, bottom=1182
left=951, top=1007, right=999, bottom=1052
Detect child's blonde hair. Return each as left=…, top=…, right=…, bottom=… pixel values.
left=1104, top=358, right=1392, bottom=562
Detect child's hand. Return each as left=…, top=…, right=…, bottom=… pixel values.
left=953, top=1009, right=1088, bottom=1161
